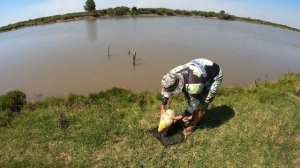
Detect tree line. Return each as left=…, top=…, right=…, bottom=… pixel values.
left=0, top=5, right=299, bottom=33
left=0, top=7, right=235, bottom=33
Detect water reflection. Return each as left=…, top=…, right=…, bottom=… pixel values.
left=86, top=19, right=98, bottom=41
left=133, top=57, right=143, bottom=67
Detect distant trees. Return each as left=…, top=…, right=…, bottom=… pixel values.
left=131, top=7, right=138, bottom=15
left=218, top=10, right=235, bottom=20
left=113, top=6, right=130, bottom=16
left=137, top=8, right=175, bottom=15
left=84, top=0, right=96, bottom=12
left=3, top=6, right=297, bottom=33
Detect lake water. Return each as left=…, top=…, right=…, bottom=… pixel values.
left=0, top=16, right=300, bottom=99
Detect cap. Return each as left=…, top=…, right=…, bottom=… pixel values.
left=161, top=73, right=184, bottom=98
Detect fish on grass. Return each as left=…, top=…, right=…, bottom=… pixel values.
left=158, top=109, right=175, bottom=132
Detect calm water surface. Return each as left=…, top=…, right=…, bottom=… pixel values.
left=0, top=17, right=300, bottom=99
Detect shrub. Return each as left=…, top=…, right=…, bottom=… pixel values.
left=166, top=12, right=175, bottom=16
left=0, top=90, right=26, bottom=113
left=218, top=14, right=235, bottom=20
left=0, top=110, right=13, bottom=127
left=137, top=8, right=154, bottom=15
left=182, top=11, right=191, bottom=16
left=65, top=93, right=89, bottom=107
left=59, top=113, right=69, bottom=134
left=23, top=101, right=47, bottom=111
left=114, top=6, right=130, bottom=16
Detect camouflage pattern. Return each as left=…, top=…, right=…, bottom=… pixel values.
left=161, top=58, right=223, bottom=114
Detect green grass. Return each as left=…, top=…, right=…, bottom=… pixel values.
left=0, top=73, right=299, bottom=167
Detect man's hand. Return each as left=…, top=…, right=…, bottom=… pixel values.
left=160, top=109, right=166, bottom=117
left=171, top=115, right=184, bottom=124
left=160, top=105, right=166, bottom=117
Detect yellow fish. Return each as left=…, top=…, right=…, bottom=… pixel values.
left=158, top=109, right=176, bottom=132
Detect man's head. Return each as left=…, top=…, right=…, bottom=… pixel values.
left=161, top=73, right=184, bottom=98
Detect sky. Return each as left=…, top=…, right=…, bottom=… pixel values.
left=0, top=0, right=299, bottom=29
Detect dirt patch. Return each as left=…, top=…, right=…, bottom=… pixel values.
left=91, top=151, right=108, bottom=161
left=58, top=152, right=71, bottom=163
left=47, top=141, right=63, bottom=150
left=293, top=136, right=300, bottom=167
left=295, top=89, right=300, bottom=97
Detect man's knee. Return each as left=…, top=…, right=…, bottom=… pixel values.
left=197, top=101, right=208, bottom=111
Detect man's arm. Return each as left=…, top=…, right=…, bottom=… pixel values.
left=160, top=97, right=169, bottom=116
left=171, top=114, right=184, bottom=124
left=160, top=105, right=166, bottom=116
left=205, top=72, right=223, bottom=104
left=184, top=110, right=205, bottom=137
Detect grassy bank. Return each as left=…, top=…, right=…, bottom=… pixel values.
left=0, top=73, right=299, bottom=167
left=1, top=7, right=299, bottom=33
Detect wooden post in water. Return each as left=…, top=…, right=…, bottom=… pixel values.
left=133, top=51, right=136, bottom=66
left=107, top=42, right=110, bottom=57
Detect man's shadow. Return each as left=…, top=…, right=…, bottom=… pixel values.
left=195, top=105, right=235, bottom=130
left=164, top=105, right=235, bottom=136
left=151, top=105, right=235, bottom=147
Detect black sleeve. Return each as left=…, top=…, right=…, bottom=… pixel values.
left=184, top=109, right=192, bottom=116
left=161, top=97, right=169, bottom=106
